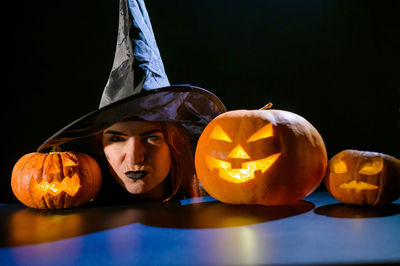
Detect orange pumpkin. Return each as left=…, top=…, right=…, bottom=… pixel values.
left=325, top=150, right=400, bottom=205
left=195, top=108, right=327, bottom=206
left=11, top=151, right=102, bottom=209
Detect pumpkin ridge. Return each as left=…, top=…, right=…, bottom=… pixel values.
left=43, top=153, right=55, bottom=183
left=34, top=153, right=47, bottom=207
left=373, top=157, right=385, bottom=206
left=11, top=153, right=36, bottom=206
left=77, top=153, right=91, bottom=205
left=56, top=152, right=65, bottom=182
left=41, top=194, right=50, bottom=209
left=361, top=151, right=380, bottom=205
left=30, top=153, right=48, bottom=208
left=77, top=153, right=101, bottom=204
left=17, top=153, right=37, bottom=173
left=354, top=152, right=364, bottom=204
left=372, top=152, right=391, bottom=206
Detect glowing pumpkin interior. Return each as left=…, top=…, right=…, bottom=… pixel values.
left=205, top=123, right=281, bottom=183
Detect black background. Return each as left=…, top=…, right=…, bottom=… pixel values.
left=2, top=0, right=399, bottom=202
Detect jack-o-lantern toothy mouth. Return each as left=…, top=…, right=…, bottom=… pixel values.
left=35, top=173, right=81, bottom=197
left=205, top=153, right=281, bottom=183
left=339, top=181, right=378, bottom=192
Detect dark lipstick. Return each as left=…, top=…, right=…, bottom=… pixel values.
left=125, top=171, right=148, bottom=180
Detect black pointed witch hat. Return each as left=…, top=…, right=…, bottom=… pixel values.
left=37, top=0, right=226, bottom=152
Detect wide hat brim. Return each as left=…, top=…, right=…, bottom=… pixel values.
left=37, top=85, right=226, bottom=152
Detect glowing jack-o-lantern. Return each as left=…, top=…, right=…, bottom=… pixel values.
left=11, top=151, right=102, bottom=209
left=204, top=123, right=281, bottom=183
left=195, top=108, right=327, bottom=206
left=325, top=149, right=400, bottom=205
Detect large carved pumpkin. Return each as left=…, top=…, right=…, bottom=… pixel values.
left=195, top=108, right=327, bottom=206
left=325, top=150, right=400, bottom=205
left=11, top=151, right=102, bottom=209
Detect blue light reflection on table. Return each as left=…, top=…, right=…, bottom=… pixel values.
left=1, top=192, right=399, bottom=265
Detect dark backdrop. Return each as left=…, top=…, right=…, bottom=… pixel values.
left=2, top=0, right=399, bottom=202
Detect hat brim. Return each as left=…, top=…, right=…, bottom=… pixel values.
left=37, top=85, right=226, bottom=152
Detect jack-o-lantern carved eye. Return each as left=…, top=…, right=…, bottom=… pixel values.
left=246, top=123, right=274, bottom=142
left=358, top=157, right=383, bottom=175
left=210, top=125, right=232, bottom=142
left=330, top=158, right=348, bottom=174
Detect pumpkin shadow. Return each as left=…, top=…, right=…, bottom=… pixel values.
left=139, top=200, right=315, bottom=229
left=0, top=199, right=314, bottom=247
left=0, top=203, right=153, bottom=247
left=314, top=203, right=400, bottom=218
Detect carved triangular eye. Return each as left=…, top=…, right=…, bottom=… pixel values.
left=358, top=157, right=383, bottom=175
left=210, top=125, right=232, bottom=142
left=62, top=154, right=78, bottom=167
left=331, top=159, right=348, bottom=174
left=247, top=123, right=274, bottom=142
left=48, top=164, right=61, bottom=174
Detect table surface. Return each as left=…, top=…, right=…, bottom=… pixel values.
left=1, top=192, right=399, bottom=266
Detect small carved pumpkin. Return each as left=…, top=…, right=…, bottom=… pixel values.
left=11, top=151, right=102, bottom=209
left=325, top=150, right=400, bottom=205
left=195, top=108, right=327, bottom=206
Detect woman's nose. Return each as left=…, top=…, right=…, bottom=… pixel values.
left=125, top=137, right=145, bottom=163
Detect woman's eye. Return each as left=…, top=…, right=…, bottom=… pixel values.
left=145, top=135, right=162, bottom=143
left=108, top=136, right=125, bottom=142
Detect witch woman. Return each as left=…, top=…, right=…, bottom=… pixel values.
left=37, top=0, right=226, bottom=203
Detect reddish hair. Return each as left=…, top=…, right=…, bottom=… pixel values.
left=161, top=122, right=201, bottom=200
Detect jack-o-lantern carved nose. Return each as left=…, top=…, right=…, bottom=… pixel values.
left=228, top=145, right=250, bottom=159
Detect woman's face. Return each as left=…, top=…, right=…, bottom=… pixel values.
left=102, top=121, right=171, bottom=195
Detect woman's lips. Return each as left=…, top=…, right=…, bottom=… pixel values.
left=125, top=170, right=148, bottom=180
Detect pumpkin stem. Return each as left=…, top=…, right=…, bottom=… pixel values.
left=260, top=102, right=273, bottom=110
left=51, top=146, right=62, bottom=153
